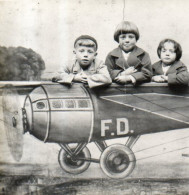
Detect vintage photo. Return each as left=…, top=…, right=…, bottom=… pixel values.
left=0, top=0, right=189, bottom=194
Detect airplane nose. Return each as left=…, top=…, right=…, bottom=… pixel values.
left=23, top=98, right=32, bottom=133
left=23, top=84, right=94, bottom=143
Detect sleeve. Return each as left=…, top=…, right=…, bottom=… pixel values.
left=131, top=52, right=152, bottom=83
left=87, top=61, right=112, bottom=88
left=152, top=65, right=157, bottom=76
left=105, top=54, right=122, bottom=80
left=55, top=63, right=75, bottom=84
left=168, top=65, right=189, bottom=86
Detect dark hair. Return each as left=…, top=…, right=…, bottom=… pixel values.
left=114, top=21, right=140, bottom=42
left=74, top=35, right=98, bottom=50
left=75, top=39, right=97, bottom=51
left=157, top=39, right=182, bottom=61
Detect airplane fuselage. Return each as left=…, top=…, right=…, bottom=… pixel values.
left=22, top=82, right=189, bottom=144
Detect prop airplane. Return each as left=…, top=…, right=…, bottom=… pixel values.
left=1, top=81, right=189, bottom=179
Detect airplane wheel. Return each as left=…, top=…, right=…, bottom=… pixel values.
left=100, top=144, right=136, bottom=179
left=58, top=146, right=91, bottom=174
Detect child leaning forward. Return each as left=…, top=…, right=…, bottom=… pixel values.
left=105, top=21, right=152, bottom=85
left=152, top=39, right=189, bottom=86
left=53, top=35, right=112, bottom=88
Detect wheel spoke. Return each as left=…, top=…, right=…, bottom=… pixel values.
left=58, top=145, right=91, bottom=175
left=100, top=144, right=136, bottom=179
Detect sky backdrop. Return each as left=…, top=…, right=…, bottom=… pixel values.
left=1, top=0, right=189, bottom=73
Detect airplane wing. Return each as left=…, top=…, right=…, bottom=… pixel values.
left=101, top=93, right=189, bottom=123
left=0, top=81, right=53, bottom=88
left=86, top=83, right=189, bottom=138
left=0, top=81, right=55, bottom=95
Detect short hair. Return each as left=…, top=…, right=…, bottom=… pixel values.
left=74, top=35, right=98, bottom=51
left=157, top=39, right=182, bottom=61
left=74, top=39, right=97, bottom=51
left=114, top=21, right=140, bottom=42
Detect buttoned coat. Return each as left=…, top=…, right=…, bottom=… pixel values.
left=105, top=46, right=152, bottom=84
left=152, top=60, right=189, bottom=85
left=57, top=58, right=112, bottom=88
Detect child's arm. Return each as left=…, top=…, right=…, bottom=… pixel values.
left=151, top=62, right=166, bottom=83
left=130, top=52, right=152, bottom=83
left=73, top=72, right=88, bottom=83
left=114, top=67, right=138, bottom=84
left=152, top=75, right=166, bottom=83
left=87, top=60, right=112, bottom=88
left=105, top=54, right=122, bottom=80
left=119, top=67, right=137, bottom=76
left=52, top=62, right=75, bottom=84
left=163, top=65, right=189, bottom=85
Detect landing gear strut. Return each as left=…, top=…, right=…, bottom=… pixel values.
left=58, top=143, right=91, bottom=174
left=99, top=136, right=139, bottom=179
left=100, top=144, right=136, bottom=179
left=58, top=136, right=140, bottom=178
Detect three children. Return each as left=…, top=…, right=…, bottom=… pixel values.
left=53, top=22, right=189, bottom=87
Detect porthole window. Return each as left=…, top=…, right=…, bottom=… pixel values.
left=36, top=101, right=46, bottom=109
left=65, top=100, right=75, bottom=108
left=52, top=100, right=63, bottom=108
left=78, top=100, right=89, bottom=108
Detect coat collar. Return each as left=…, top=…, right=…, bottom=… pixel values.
left=153, top=60, right=184, bottom=75
left=110, top=46, right=145, bottom=58
left=166, top=60, right=184, bottom=74
left=72, top=59, right=96, bottom=73
left=110, top=46, right=144, bottom=69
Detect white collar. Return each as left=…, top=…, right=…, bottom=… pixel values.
left=122, top=51, right=131, bottom=60
left=162, top=63, right=171, bottom=75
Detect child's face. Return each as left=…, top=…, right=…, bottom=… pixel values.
left=160, top=42, right=176, bottom=65
left=74, top=46, right=97, bottom=67
left=118, top=33, right=137, bottom=52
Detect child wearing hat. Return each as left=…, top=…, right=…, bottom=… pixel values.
left=152, top=38, right=189, bottom=86
left=105, top=21, right=152, bottom=84
left=53, top=35, right=112, bottom=88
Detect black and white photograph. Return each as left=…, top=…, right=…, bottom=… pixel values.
left=0, top=0, right=189, bottom=194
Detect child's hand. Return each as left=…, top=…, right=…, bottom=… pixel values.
left=73, top=73, right=88, bottom=83
left=120, top=67, right=137, bottom=76
left=52, top=75, right=62, bottom=82
left=161, top=75, right=168, bottom=81
left=152, top=75, right=166, bottom=83
left=114, top=75, right=131, bottom=84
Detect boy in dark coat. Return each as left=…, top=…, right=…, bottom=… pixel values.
left=105, top=21, right=152, bottom=85
left=152, top=39, right=189, bottom=86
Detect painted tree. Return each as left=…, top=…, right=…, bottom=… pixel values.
left=0, top=46, right=45, bottom=81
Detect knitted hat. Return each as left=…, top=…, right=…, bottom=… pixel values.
left=74, top=35, right=98, bottom=50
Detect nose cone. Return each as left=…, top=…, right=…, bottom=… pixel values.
left=23, top=96, right=32, bottom=133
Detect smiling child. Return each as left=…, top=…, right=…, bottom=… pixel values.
left=105, top=21, right=152, bottom=85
